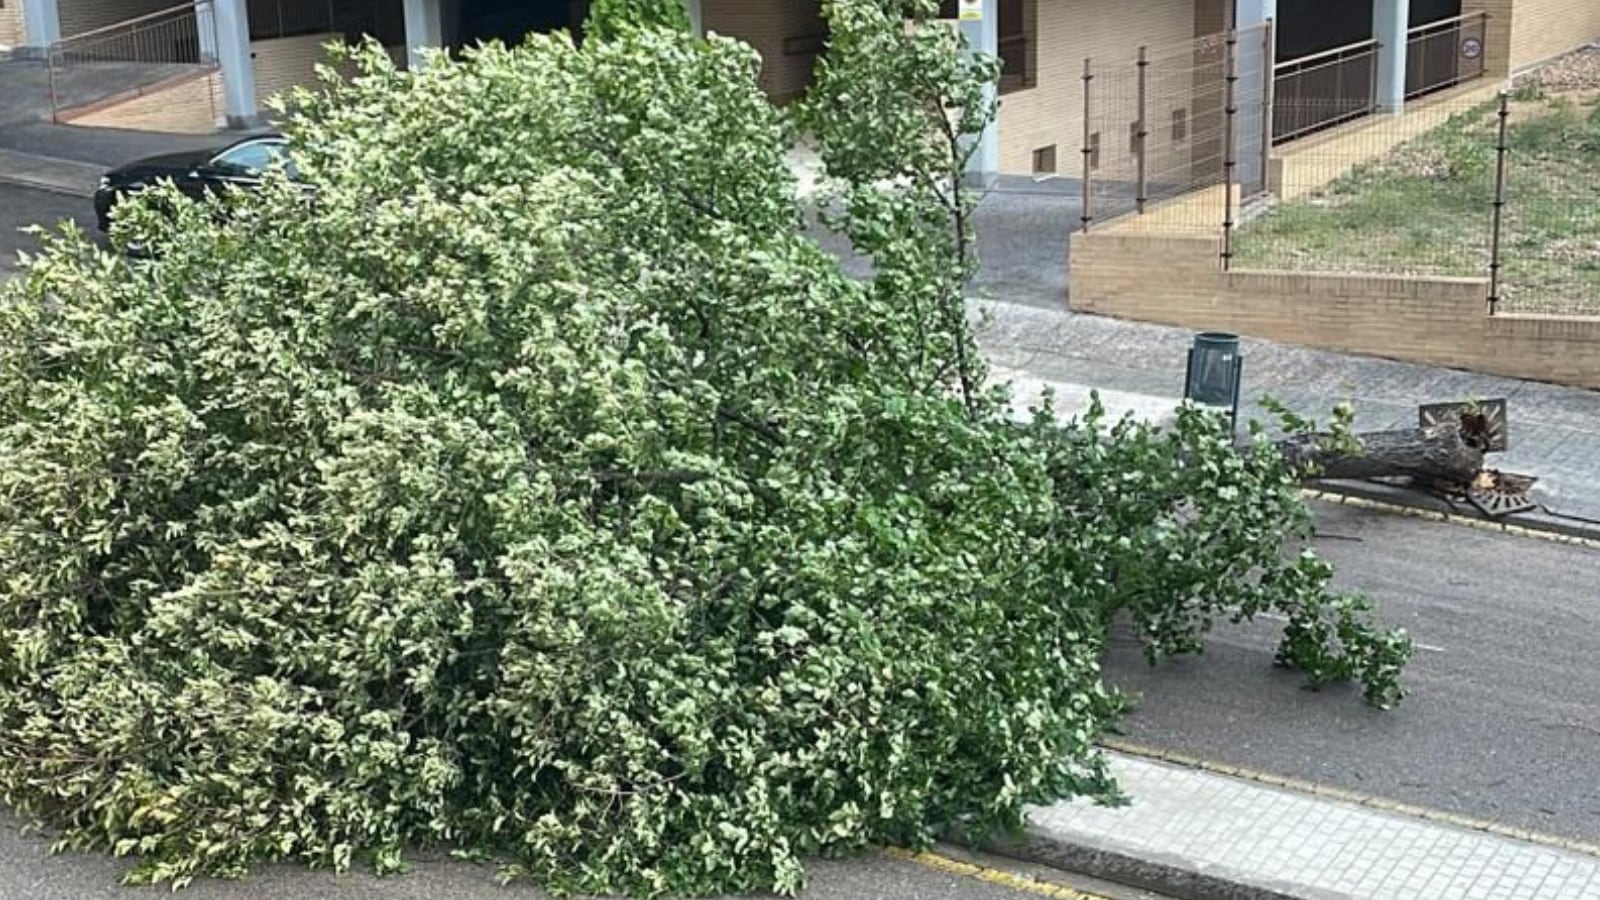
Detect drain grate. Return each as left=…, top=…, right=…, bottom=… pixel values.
left=1466, top=470, right=1538, bottom=518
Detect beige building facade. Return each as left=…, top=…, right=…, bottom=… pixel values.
left=0, top=0, right=23, bottom=48
left=6, top=0, right=1599, bottom=168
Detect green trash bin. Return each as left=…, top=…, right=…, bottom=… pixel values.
left=1184, top=332, right=1243, bottom=437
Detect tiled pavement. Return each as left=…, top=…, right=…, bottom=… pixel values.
left=1030, top=752, right=1600, bottom=900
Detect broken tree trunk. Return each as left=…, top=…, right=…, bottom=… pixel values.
left=1272, top=421, right=1484, bottom=484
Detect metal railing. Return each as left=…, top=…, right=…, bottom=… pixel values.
left=1406, top=12, right=1488, bottom=99
left=1271, top=38, right=1378, bottom=143
left=47, top=1, right=219, bottom=122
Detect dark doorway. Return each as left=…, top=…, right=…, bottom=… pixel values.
left=455, top=0, right=591, bottom=49
left=1277, top=0, right=1461, bottom=62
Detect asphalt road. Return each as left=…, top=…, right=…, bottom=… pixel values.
left=1106, top=499, right=1600, bottom=845
left=0, top=183, right=98, bottom=279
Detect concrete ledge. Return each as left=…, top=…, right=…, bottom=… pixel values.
left=982, top=829, right=1337, bottom=900
left=0, top=147, right=101, bottom=197
left=1308, top=478, right=1600, bottom=546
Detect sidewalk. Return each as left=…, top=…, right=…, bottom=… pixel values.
left=0, top=121, right=232, bottom=198
left=1009, top=751, right=1600, bottom=900
left=0, top=146, right=103, bottom=196
left=973, top=299, right=1600, bottom=537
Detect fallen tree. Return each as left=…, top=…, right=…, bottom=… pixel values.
left=1274, top=420, right=1485, bottom=484
left=0, top=3, right=1413, bottom=895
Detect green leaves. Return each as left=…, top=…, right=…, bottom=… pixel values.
left=0, top=3, right=1406, bottom=896
left=1024, top=398, right=1413, bottom=708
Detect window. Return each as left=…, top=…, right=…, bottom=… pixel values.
left=210, top=140, right=293, bottom=177
left=1032, top=145, right=1057, bottom=175
left=937, top=0, right=1036, bottom=94
left=1171, top=108, right=1189, bottom=142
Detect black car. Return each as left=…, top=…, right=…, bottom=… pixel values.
left=94, top=134, right=298, bottom=232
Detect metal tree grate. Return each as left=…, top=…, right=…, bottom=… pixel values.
left=1466, top=470, right=1537, bottom=518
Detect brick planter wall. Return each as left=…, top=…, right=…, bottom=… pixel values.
left=1069, top=230, right=1600, bottom=388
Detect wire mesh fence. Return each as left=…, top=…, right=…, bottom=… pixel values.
left=1491, top=86, right=1600, bottom=315
left=1228, top=87, right=1600, bottom=317
left=1076, top=23, right=1271, bottom=236
left=1231, top=96, right=1499, bottom=281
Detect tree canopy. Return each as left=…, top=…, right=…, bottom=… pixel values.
left=0, top=1, right=1409, bottom=895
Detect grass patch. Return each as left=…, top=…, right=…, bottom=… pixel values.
left=1234, top=97, right=1600, bottom=314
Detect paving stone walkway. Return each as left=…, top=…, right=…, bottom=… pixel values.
left=1031, top=752, right=1600, bottom=900
left=973, top=298, right=1600, bottom=532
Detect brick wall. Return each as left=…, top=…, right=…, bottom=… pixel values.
left=995, top=0, right=1197, bottom=175
left=0, top=1, right=23, bottom=48
left=60, top=70, right=223, bottom=133
left=1069, top=230, right=1600, bottom=388
left=1508, top=0, right=1600, bottom=70
left=59, top=0, right=174, bottom=40
left=702, top=0, right=825, bottom=103
left=250, top=33, right=358, bottom=107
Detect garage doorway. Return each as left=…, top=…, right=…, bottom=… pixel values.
left=452, top=0, right=592, bottom=49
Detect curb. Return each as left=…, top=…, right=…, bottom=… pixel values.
left=980, top=831, right=1325, bottom=900
left=0, top=148, right=100, bottom=198
left=1102, top=739, right=1600, bottom=860
left=885, top=847, right=1120, bottom=900
left=1305, top=480, right=1600, bottom=548
left=0, top=173, right=91, bottom=198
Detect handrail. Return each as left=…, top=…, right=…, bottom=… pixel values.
left=1407, top=11, right=1488, bottom=37
left=1273, top=37, right=1378, bottom=72
left=46, top=0, right=218, bottom=124
left=52, top=1, right=199, bottom=47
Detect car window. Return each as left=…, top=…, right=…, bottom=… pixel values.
left=211, top=141, right=292, bottom=178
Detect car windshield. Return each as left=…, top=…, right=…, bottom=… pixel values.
left=210, top=140, right=296, bottom=179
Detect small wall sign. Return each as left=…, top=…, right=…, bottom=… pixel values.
left=1462, top=37, right=1483, bottom=60
left=959, top=0, right=983, bottom=21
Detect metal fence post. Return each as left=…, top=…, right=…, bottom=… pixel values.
left=1488, top=90, right=1510, bottom=316
left=47, top=46, right=60, bottom=124
left=1260, top=20, right=1275, bottom=180
left=1135, top=46, right=1149, bottom=214
left=1081, top=56, right=1095, bottom=232
left=1221, top=29, right=1238, bottom=270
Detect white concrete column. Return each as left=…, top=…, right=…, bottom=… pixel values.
left=1233, top=0, right=1275, bottom=29
left=1374, top=0, right=1409, bottom=113
left=1233, top=0, right=1276, bottom=192
left=958, top=0, right=999, bottom=180
left=684, top=0, right=703, bottom=37
left=195, top=0, right=219, bottom=65
left=213, top=0, right=259, bottom=127
left=402, top=0, right=444, bottom=70
left=21, top=0, right=62, bottom=52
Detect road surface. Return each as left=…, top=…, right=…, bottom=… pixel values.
left=0, top=182, right=97, bottom=280
left=1106, top=499, right=1600, bottom=845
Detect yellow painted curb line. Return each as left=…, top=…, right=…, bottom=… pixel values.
left=1102, top=738, right=1600, bottom=859
left=884, top=847, right=1112, bottom=899
left=1302, top=488, right=1600, bottom=552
